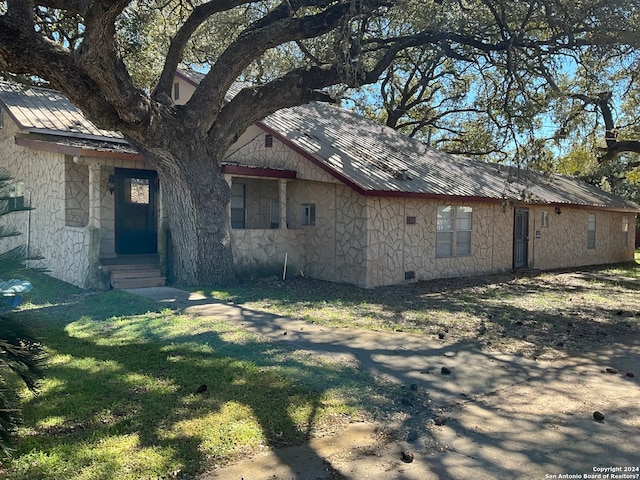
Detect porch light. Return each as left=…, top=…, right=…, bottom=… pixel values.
left=108, top=174, right=115, bottom=194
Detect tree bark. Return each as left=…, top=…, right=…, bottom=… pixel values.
left=132, top=137, right=235, bottom=287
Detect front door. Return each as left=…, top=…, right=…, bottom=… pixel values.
left=513, top=208, right=529, bottom=269
left=115, top=168, right=158, bottom=254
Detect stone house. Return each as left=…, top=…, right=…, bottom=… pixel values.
left=0, top=76, right=637, bottom=289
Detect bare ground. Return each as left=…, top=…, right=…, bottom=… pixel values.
left=134, top=268, right=640, bottom=480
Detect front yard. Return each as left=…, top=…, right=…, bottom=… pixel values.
left=2, top=259, right=639, bottom=479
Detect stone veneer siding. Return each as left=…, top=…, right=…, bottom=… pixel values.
left=225, top=126, right=635, bottom=287
left=0, top=118, right=92, bottom=286
left=0, top=113, right=153, bottom=288
left=526, top=206, right=634, bottom=271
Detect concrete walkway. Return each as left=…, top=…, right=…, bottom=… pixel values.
left=126, top=286, right=640, bottom=480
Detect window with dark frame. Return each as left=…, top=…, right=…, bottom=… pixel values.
left=302, top=203, right=316, bottom=226
left=173, top=82, right=180, bottom=101
left=231, top=183, right=246, bottom=229
left=265, top=134, right=273, bottom=148
left=6, top=181, right=24, bottom=211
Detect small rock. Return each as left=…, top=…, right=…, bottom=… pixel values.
left=626, top=372, right=635, bottom=378
left=283, top=331, right=287, bottom=335
left=593, top=411, right=605, bottom=421
left=556, top=342, right=564, bottom=347
left=434, top=416, right=446, bottom=426
left=605, top=368, right=618, bottom=374
left=438, top=332, right=445, bottom=339
left=515, top=320, right=523, bottom=326
left=441, top=367, right=451, bottom=375
left=410, top=383, right=418, bottom=391
left=401, top=451, right=414, bottom=463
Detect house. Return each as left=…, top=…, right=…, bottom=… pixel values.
left=0, top=74, right=638, bottom=290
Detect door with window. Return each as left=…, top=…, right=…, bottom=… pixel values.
left=115, top=168, right=158, bottom=254
left=513, top=208, right=529, bottom=269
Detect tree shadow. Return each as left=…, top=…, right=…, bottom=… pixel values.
left=11, top=293, right=396, bottom=479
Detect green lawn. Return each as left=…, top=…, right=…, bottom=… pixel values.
left=3, top=257, right=640, bottom=479
left=2, top=273, right=389, bottom=480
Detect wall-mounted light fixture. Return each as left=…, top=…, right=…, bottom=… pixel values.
left=555, top=206, right=562, bottom=215
left=108, top=174, right=115, bottom=195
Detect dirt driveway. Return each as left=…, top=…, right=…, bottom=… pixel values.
left=130, top=285, right=640, bottom=480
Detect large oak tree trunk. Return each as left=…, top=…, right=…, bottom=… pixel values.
left=143, top=140, right=236, bottom=287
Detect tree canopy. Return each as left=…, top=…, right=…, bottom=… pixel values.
left=0, top=0, right=638, bottom=285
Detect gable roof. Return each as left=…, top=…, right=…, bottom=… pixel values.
left=178, top=69, right=639, bottom=212
left=2, top=76, right=638, bottom=212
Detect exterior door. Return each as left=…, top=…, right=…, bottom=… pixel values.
left=115, top=168, right=158, bottom=254
left=513, top=208, right=529, bottom=269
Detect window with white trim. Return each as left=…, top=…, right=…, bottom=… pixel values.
left=436, top=206, right=472, bottom=257
left=541, top=210, right=549, bottom=227
left=587, top=213, right=596, bottom=249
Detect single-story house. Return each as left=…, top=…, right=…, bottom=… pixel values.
left=0, top=73, right=638, bottom=289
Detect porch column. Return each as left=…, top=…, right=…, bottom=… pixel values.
left=87, top=161, right=102, bottom=229
left=278, top=179, right=287, bottom=229
left=224, top=174, right=233, bottom=224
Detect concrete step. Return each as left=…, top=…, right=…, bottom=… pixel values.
left=106, top=261, right=166, bottom=289
left=111, top=276, right=167, bottom=289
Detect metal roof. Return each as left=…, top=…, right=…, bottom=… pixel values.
left=260, top=101, right=639, bottom=211
left=0, top=81, right=125, bottom=142
left=1, top=77, right=638, bottom=212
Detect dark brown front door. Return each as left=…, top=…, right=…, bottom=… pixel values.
left=513, top=208, right=529, bottom=269
left=115, top=168, right=158, bottom=254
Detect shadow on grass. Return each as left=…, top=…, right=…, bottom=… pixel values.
left=7, top=284, right=394, bottom=479
left=206, top=263, right=640, bottom=360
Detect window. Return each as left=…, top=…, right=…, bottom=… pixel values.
left=265, top=134, right=273, bottom=148
left=541, top=210, right=549, bottom=227
left=270, top=198, right=279, bottom=229
left=302, top=203, right=316, bottom=226
left=436, top=206, right=472, bottom=257
left=231, top=183, right=246, bottom=229
left=173, top=82, right=180, bottom=101
left=587, top=213, right=596, bottom=249
left=0, top=106, right=4, bottom=129
left=622, top=216, right=629, bottom=246
left=125, top=178, right=150, bottom=204
left=6, top=181, right=25, bottom=211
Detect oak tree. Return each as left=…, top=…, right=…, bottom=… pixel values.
left=0, top=0, right=635, bottom=285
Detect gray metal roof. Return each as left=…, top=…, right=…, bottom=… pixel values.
left=0, top=81, right=125, bottom=142
left=260, top=101, right=639, bottom=211
left=1, top=77, right=637, bottom=212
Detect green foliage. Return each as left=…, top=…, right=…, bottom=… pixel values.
left=0, top=170, right=44, bottom=457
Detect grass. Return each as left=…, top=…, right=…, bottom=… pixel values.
left=2, top=273, right=390, bottom=480
left=198, top=257, right=640, bottom=359
left=3, top=256, right=640, bottom=479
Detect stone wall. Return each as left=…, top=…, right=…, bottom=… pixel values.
left=527, top=205, right=635, bottom=271
left=0, top=117, right=92, bottom=286
left=365, top=198, right=513, bottom=287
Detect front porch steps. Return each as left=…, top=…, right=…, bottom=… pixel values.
left=101, top=255, right=166, bottom=289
